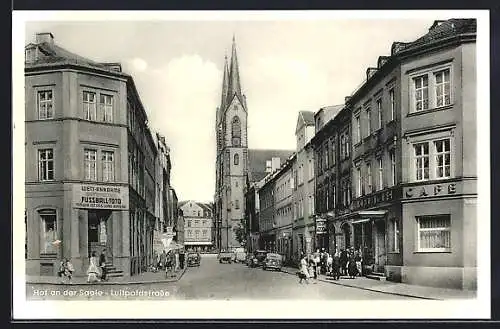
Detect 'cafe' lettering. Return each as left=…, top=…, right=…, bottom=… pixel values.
left=406, top=183, right=457, bottom=198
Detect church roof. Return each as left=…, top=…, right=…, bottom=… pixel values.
left=247, top=149, right=295, bottom=183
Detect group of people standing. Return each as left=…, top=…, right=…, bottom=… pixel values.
left=87, top=250, right=108, bottom=283
left=155, top=249, right=185, bottom=278
left=298, top=247, right=364, bottom=284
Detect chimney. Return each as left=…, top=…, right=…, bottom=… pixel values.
left=429, top=20, right=446, bottom=31
left=36, top=32, right=54, bottom=46
left=344, top=96, right=351, bottom=103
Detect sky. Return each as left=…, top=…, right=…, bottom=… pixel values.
left=25, top=15, right=437, bottom=203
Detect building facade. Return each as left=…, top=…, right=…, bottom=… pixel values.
left=292, top=111, right=316, bottom=262
left=214, top=37, right=248, bottom=251
left=273, top=155, right=296, bottom=263
left=179, top=201, right=214, bottom=252
left=24, top=32, right=156, bottom=277
left=397, top=19, right=477, bottom=290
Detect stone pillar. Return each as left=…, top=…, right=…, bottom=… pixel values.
left=70, top=207, right=80, bottom=259
left=78, top=209, right=88, bottom=273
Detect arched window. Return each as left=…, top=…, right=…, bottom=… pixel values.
left=234, top=153, right=239, bottom=165
left=231, top=116, right=241, bottom=146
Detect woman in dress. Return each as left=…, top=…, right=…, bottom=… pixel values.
left=347, top=249, right=358, bottom=279
left=299, top=254, right=310, bottom=284
left=87, top=251, right=101, bottom=283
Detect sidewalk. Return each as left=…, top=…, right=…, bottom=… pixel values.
left=26, top=266, right=187, bottom=285
left=281, top=266, right=476, bottom=300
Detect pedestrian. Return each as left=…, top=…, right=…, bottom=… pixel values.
left=175, top=251, right=180, bottom=271
left=87, top=251, right=101, bottom=283
left=99, top=249, right=107, bottom=281
left=57, top=258, right=74, bottom=283
left=347, top=249, right=358, bottom=279
left=298, top=254, right=310, bottom=284
left=158, top=250, right=167, bottom=270
left=179, top=249, right=185, bottom=269
left=332, top=250, right=341, bottom=280
left=326, top=252, right=333, bottom=277
left=321, top=249, right=328, bottom=274
left=339, top=249, right=348, bottom=277
left=355, top=249, right=363, bottom=277
left=313, top=249, right=320, bottom=279
left=165, top=251, right=173, bottom=278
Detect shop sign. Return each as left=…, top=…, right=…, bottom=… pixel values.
left=352, top=186, right=400, bottom=211
left=73, top=183, right=129, bottom=210
left=315, top=218, right=327, bottom=235
left=404, top=182, right=458, bottom=199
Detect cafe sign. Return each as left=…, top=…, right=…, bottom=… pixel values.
left=403, top=182, right=459, bottom=200
left=316, top=217, right=327, bottom=235
left=73, top=183, right=129, bottom=210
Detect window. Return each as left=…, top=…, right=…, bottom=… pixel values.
left=309, top=195, right=315, bottom=215
left=376, top=99, right=382, bottom=129
left=417, top=215, right=451, bottom=252
left=435, top=139, right=451, bottom=178
left=235, top=200, right=240, bottom=209
left=234, top=153, right=239, bottom=166
left=102, top=151, right=114, bottom=182
left=99, top=94, right=113, bottom=123
left=414, top=143, right=430, bottom=181
left=37, top=90, right=53, bottom=120
left=202, top=230, right=207, bottom=237
left=25, top=47, right=36, bottom=62
left=38, top=149, right=54, bottom=181
left=389, top=89, right=395, bottom=121
left=83, top=91, right=97, bottom=121
left=366, top=108, right=372, bottom=135
left=391, top=219, right=400, bottom=252
left=367, top=162, right=372, bottom=193
left=40, top=210, right=57, bottom=254
left=187, top=220, right=191, bottom=228
left=195, top=220, right=199, bottom=226
left=435, top=69, right=451, bottom=107
left=231, top=116, right=241, bottom=146
left=84, top=149, right=97, bottom=181
left=355, top=114, right=361, bottom=144
left=413, top=75, right=429, bottom=112
left=235, top=181, right=238, bottom=188
left=377, top=158, right=383, bottom=191
left=188, top=230, right=192, bottom=237
left=331, top=139, right=336, bottom=166
left=324, top=143, right=329, bottom=168
left=390, top=150, right=396, bottom=186
left=356, top=166, right=362, bottom=197
left=309, top=159, right=314, bottom=180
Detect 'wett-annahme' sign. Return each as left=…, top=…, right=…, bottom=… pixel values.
left=73, top=183, right=129, bottom=210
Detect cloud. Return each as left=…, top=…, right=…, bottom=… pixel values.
left=133, top=54, right=221, bottom=201
left=129, top=57, right=148, bottom=72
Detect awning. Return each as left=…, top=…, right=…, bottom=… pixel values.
left=351, top=210, right=388, bottom=224
left=352, top=218, right=371, bottom=224
left=184, top=241, right=213, bottom=245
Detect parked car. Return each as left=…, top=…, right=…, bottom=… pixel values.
left=262, top=253, right=283, bottom=271
left=218, top=251, right=234, bottom=264
left=249, top=250, right=268, bottom=268
left=186, top=252, right=201, bottom=267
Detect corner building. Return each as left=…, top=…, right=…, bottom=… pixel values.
left=25, top=32, right=156, bottom=277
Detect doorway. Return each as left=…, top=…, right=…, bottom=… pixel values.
left=88, top=210, right=112, bottom=261
left=341, top=223, right=351, bottom=250
left=374, top=220, right=386, bottom=272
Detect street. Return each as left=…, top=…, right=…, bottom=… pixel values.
left=26, top=254, right=414, bottom=301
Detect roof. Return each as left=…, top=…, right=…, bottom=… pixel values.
left=299, top=111, right=315, bottom=125
left=247, top=149, right=295, bottom=183
left=394, top=19, right=476, bottom=55
left=26, top=41, right=128, bottom=77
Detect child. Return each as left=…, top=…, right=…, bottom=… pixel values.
left=58, top=258, right=74, bottom=283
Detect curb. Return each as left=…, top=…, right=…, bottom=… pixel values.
left=26, top=267, right=188, bottom=286
left=281, top=268, right=439, bottom=301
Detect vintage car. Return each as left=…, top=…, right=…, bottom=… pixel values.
left=249, top=250, right=268, bottom=268
left=262, top=253, right=283, bottom=271
left=218, top=252, right=234, bottom=264
left=234, top=248, right=247, bottom=263
left=186, top=252, right=201, bottom=267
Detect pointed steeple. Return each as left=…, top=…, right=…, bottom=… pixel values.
left=220, top=54, right=230, bottom=110
left=228, top=35, right=242, bottom=104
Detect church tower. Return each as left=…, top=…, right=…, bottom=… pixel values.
left=215, top=36, right=248, bottom=250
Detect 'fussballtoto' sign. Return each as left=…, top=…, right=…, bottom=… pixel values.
left=73, top=183, right=129, bottom=210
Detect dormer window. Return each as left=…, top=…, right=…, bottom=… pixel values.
left=25, top=46, right=37, bottom=63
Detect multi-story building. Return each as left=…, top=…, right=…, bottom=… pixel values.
left=273, top=154, right=296, bottom=262
left=258, top=174, right=276, bottom=252
left=291, top=111, right=317, bottom=262
left=214, top=37, right=249, bottom=251
left=396, top=19, right=477, bottom=290
left=24, top=32, right=158, bottom=277
left=179, top=201, right=214, bottom=252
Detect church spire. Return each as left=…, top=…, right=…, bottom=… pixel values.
left=220, top=54, right=230, bottom=110
left=228, top=35, right=242, bottom=104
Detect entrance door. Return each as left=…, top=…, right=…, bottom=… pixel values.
left=374, top=220, right=386, bottom=272
left=88, top=210, right=111, bottom=261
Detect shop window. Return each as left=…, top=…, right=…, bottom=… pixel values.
left=39, top=209, right=57, bottom=255
left=417, top=215, right=451, bottom=252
